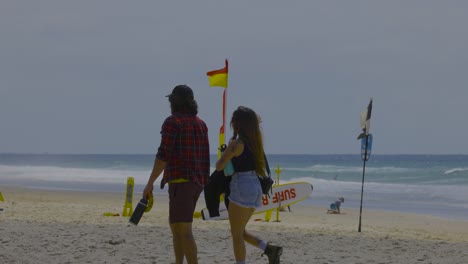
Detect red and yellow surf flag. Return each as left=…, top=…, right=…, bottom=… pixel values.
left=207, top=59, right=228, bottom=88
left=207, top=59, right=229, bottom=158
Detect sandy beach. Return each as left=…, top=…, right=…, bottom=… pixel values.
left=1, top=187, right=467, bottom=264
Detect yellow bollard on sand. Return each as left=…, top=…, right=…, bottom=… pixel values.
left=0, top=192, right=4, bottom=211
left=273, top=164, right=283, bottom=222
left=122, top=177, right=134, bottom=217
left=264, top=164, right=283, bottom=222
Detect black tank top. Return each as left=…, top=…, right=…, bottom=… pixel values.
left=231, top=144, right=256, bottom=173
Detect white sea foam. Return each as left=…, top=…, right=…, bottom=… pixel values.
left=0, top=165, right=153, bottom=185
left=285, top=165, right=411, bottom=174
left=444, top=167, right=468, bottom=174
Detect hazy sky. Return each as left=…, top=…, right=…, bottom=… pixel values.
left=1, top=1, right=468, bottom=155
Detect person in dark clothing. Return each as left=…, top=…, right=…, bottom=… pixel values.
left=143, top=85, right=210, bottom=264
left=216, top=106, right=283, bottom=264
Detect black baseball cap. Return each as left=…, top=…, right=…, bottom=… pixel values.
left=166, top=85, right=194, bottom=99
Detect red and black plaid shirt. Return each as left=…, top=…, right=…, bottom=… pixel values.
left=156, top=112, right=210, bottom=188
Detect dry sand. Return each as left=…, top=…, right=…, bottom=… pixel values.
left=1, top=186, right=467, bottom=264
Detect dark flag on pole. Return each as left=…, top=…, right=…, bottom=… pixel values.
left=357, top=98, right=373, bottom=232
left=357, top=98, right=373, bottom=140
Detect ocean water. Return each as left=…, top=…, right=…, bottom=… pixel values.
left=1, top=154, right=468, bottom=220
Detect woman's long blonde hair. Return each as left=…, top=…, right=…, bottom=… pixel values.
left=230, top=106, right=266, bottom=177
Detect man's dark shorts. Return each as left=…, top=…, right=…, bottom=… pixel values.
left=168, top=181, right=203, bottom=224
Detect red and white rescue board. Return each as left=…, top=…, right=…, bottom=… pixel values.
left=201, top=182, right=313, bottom=220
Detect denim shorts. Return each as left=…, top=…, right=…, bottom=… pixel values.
left=228, top=171, right=263, bottom=208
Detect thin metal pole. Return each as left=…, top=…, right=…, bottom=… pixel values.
left=358, top=135, right=369, bottom=232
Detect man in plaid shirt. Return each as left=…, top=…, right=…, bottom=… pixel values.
left=143, top=85, right=210, bottom=264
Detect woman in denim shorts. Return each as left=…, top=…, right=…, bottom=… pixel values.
left=216, top=106, right=283, bottom=264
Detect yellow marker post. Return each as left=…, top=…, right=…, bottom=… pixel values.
left=264, top=164, right=283, bottom=222
left=0, top=192, right=4, bottom=202
left=273, top=164, right=283, bottom=222
left=122, top=177, right=134, bottom=217
left=264, top=210, right=272, bottom=222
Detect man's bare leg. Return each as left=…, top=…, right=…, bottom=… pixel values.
left=170, top=222, right=198, bottom=264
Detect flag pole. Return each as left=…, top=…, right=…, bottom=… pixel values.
left=357, top=98, right=373, bottom=232
left=218, top=88, right=226, bottom=159
left=358, top=134, right=369, bottom=232
left=205, top=59, right=230, bottom=217
left=219, top=60, right=229, bottom=158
